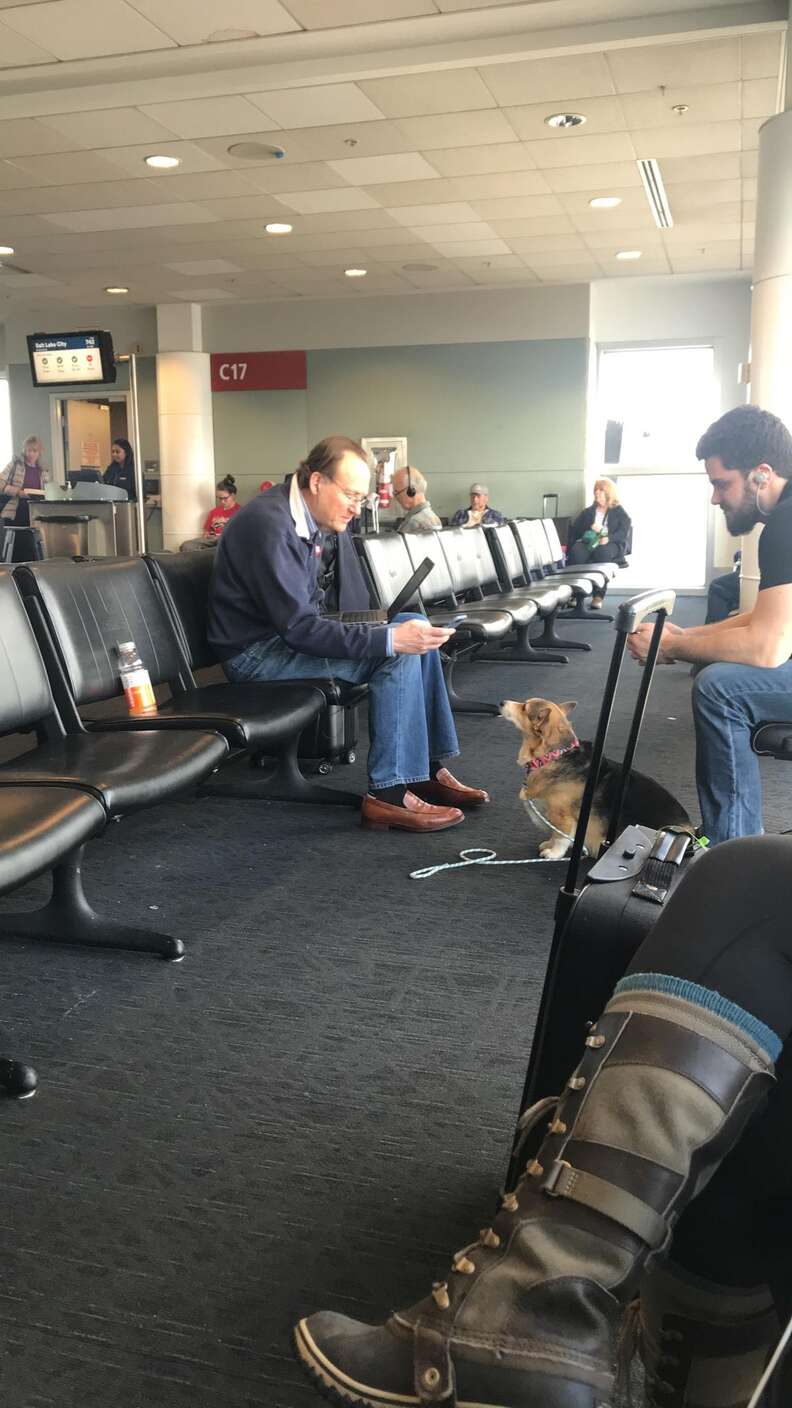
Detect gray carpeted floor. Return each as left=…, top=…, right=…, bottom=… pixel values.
left=0, top=596, right=789, bottom=1407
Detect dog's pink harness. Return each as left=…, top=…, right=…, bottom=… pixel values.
left=524, top=736, right=580, bottom=773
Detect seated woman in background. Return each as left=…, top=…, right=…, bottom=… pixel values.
left=103, top=437, right=136, bottom=499
left=566, top=476, right=631, bottom=608
left=180, top=476, right=241, bottom=552
left=0, top=433, right=49, bottom=561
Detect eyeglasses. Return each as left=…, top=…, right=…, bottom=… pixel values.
left=322, top=474, right=367, bottom=511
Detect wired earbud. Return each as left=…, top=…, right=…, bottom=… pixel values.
left=405, top=465, right=417, bottom=499
left=754, top=471, right=770, bottom=485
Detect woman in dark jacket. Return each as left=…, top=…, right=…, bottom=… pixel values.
left=103, top=438, right=136, bottom=499
left=566, top=476, right=631, bottom=607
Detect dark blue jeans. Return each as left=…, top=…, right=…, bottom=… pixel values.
left=693, top=659, right=792, bottom=843
left=224, top=614, right=459, bottom=791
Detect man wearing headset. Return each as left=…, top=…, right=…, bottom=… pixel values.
left=629, top=404, right=792, bottom=844
left=392, top=465, right=442, bottom=534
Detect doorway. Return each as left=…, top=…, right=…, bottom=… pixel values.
left=49, top=391, right=132, bottom=485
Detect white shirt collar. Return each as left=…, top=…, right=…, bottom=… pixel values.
left=289, top=472, right=316, bottom=541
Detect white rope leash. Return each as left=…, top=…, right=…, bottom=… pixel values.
left=409, top=799, right=587, bottom=881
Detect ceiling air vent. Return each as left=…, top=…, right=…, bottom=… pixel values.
left=638, top=158, right=673, bottom=229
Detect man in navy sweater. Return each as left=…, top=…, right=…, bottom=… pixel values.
left=208, top=436, right=488, bottom=833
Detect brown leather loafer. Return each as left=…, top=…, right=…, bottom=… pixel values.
left=361, top=790, right=464, bottom=832
left=411, top=767, right=490, bottom=809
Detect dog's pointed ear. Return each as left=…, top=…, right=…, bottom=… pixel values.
left=534, top=706, right=551, bottom=727
left=560, top=701, right=577, bottom=716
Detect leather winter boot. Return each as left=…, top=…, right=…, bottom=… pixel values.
left=294, top=977, right=777, bottom=1408
left=637, top=1260, right=778, bottom=1408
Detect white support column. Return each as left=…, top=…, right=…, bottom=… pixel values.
left=742, top=37, right=792, bottom=607
left=155, top=303, right=216, bottom=553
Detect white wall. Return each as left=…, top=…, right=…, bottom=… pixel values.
left=1, top=306, right=157, bottom=365
left=203, top=283, right=590, bottom=352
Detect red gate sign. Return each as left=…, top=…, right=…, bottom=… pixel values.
left=210, top=350, right=306, bottom=391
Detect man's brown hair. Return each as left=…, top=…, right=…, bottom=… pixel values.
left=295, top=436, right=368, bottom=489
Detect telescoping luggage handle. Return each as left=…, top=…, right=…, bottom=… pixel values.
left=559, top=588, right=676, bottom=914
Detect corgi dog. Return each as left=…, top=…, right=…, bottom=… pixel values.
left=500, top=697, right=693, bottom=860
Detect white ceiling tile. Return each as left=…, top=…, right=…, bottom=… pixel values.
left=451, top=253, right=524, bottom=271
left=361, top=177, right=458, bottom=205
left=493, top=216, right=576, bottom=241
left=388, top=201, right=478, bottom=225
left=0, top=271, right=60, bottom=287
left=127, top=0, right=299, bottom=44
left=412, top=220, right=496, bottom=242
left=659, top=152, right=741, bottom=184
left=447, top=169, right=551, bottom=199
left=276, top=186, right=380, bottom=213
left=428, top=143, right=536, bottom=176
left=470, top=193, right=563, bottom=220
left=526, top=132, right=635, bottom=169
left=246, top=83, right=384, bottom=130
left=93, top=142, right=226, bottom=177
left=621, top=83, right=739, bottom=130
left=9, top=151, right=135, bottom=184
left=396, top=109, right=518, bottom=150
left=0, top=118, right=83, bottom=158
left=1, top=0, right=177, bottom=59
left=0, top=161, right=49, bottom=192
left=740, top=117, right=764, bottom=152
left=140, top=97, right=273, bottom=139
left=164, top=259, right=243, bottom=275
left=0, top=179, right=167, bottom=215
left=185, top=193, right=292, bottom=219
left=741, top=32, right=783, bottom=80
left=286, top=226, right=422, bottom=250
left=0, top=18, right=56, bottom=65
left=505, top=95, right=627, bottom=143
left=632, top=122, right=740, bottom=159
left=146, top=170, right=262, bottom=201
left=607, top=259, right=670, bottom=277
left=668, top=241, right=740, bottom=271
left=497, top=232, right=585, bottom=253
left=478, top=52, right=615, bottom=106
left=168, top=286, right=236, bottom=299
left=664, top=179, right=741, bottom=212
left=327, top=151, right=438, bottom=184
left=40, top=107, right=179, bottom=149
left=457, top=265, right=538, bottom=285
left=582, top=226, right=663, bottom=250
left=278, top=208, right=400, bottom=233
left=743, top=177, right=757, bottom=201
left=606, top=39, right=740, bottom=93
left=199, top=119, right=413, bottom=165
left=400, top=265, right=474, bottom=289
left=241, top=161, right=352, bottom=194
left=297, top=247, right=373, bottom=266
left=358, top=69, right=495, bottom=119
left=516, top=246, right=596, bottom=267
left=741, top=149, right=758, bottom=178
left=429, top=237, right=510, bottom=257
left=280, top=0, right=438, bottom=26
left=531, top=261, right=600, bottom=281
left=373, top=242, right=449, bottom=262
left=44, top=202, right=219, bottom=231
left=544, top=160, right=641, bottom=192
left=742, top=77, right=779, bottom=120
left=556, top=187, right=646, bottom=215
left=571, top=207, right=655, bottom=233
left=664, top=214, right=741, bottom=242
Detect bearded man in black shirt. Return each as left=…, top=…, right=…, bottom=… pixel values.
left=629, top=404, right=792, bottom=843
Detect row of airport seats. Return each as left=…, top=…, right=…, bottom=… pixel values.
left=0, top=523, right=616, bottom=1086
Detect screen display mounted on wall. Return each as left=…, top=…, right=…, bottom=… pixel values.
left=27, top=330, right=117, bottom=387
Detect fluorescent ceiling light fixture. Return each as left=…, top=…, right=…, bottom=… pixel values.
left=616, top=249, right=642, bottom=261
left=638, top=157, right=673, bottom=229
left=589, top=195, right=622, bottom=209
left=545, top=112, right=586, bottom=129
left=345, top=267, right=367, bottom=277
left=265, top=222, right=292, bottom=234
left=0, top=244, right=14, bottom=255
left=105, top=285, right=129, bottom=293
left=144, top=154, right=181, bottom=169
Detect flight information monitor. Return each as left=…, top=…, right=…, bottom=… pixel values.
left=27, top=330, right=117, bottom=386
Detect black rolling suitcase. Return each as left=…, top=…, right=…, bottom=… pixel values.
left=505, top=589, right=704, bottom=1189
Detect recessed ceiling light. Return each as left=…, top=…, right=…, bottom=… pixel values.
left=265, top=222, right=292, bottom=234
left=0, top=244, right=14, bottom=256
left=545, top=112, right=587, bottom=129
left=105, top=285, right=129, bottom=294
left=345, top=267, right=367, bottom=278
left=616, top=250, right=642, bottom=261
left=589, top=195, right=622, bottom=209
left=145, top=154, right=181, bottom=169
left=228, top=141, right=285, bottom=160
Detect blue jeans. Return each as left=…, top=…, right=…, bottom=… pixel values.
left=693, top=659, right=792, bottom=844
left=224, top=613, right=459, bottom=791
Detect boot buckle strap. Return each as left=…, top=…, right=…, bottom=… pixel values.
left=542, top=1158, right=668, bottom=1250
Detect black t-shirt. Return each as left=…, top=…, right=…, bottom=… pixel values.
left=759, top=481, right=792, bottom=591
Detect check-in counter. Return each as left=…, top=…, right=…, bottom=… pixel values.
left=31, top=500, right=140, bottom=558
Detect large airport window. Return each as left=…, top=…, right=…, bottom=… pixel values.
left=598, top=344, right=717, bottom=469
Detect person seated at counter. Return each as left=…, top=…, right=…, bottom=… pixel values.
left=0, top=434, right=49, bottom=561
left=103, top=438, right=135, bottom=500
